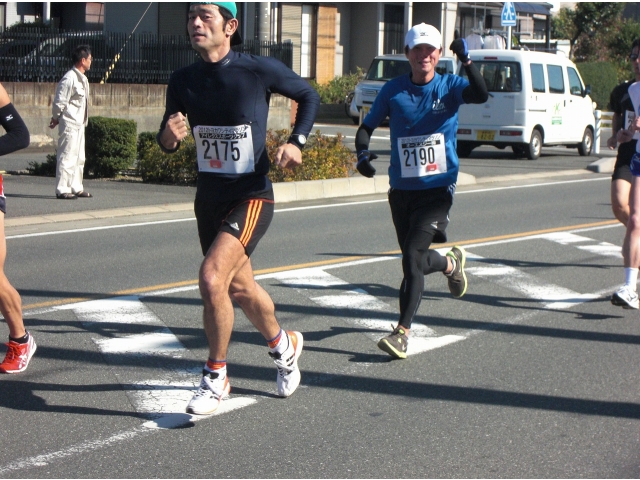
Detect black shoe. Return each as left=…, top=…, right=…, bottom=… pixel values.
left=445, top=246, right=467, bottom=298
left=75, top=191, right=93, bottom=198
left=56, top=193, right=77, bottom=200
left=377, top=325, right=409, bottom=359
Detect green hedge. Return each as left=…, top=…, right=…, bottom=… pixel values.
left=85, top=116, right=137, bottom=178
left=136, top=129, right=356, bottom=184
left=28, top=116, right=137, bottom=178
left=137, top=131, right=197, bottom=184
left=310, top=68, right=365, bottom=104
left=577, top=61, right=618, bottom=110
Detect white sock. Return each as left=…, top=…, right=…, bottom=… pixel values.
left=269, top=330, right=289, bottom=355
left=445, top=256, right=457, bottom=276
left=624, top=268, right=638, bottom=290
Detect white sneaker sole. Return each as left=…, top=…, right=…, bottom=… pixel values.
left=611, top=293, right=639, bottom=309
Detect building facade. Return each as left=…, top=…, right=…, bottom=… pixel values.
left=1, top=2, right=558, bottom=83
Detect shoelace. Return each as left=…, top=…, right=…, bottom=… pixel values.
left=2, top=342, right=19, bottom=362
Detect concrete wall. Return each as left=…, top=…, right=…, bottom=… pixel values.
left=3, top=82, right=292, bottom=148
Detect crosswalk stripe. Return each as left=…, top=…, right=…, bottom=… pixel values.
left=274, top=268, right=464, bottom=356
left=65, top=296, right=254, bottom=428
left=539, top=232, right=622, bottom=258
left=33, top=229, right=622, bottom=424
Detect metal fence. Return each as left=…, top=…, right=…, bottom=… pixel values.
left=0, top=30, right=293, bottom=84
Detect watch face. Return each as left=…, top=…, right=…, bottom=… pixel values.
left=297, top=134, right=307, bottom=145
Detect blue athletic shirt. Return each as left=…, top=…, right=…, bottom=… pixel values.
left=159, top=49, right=319, bottom=202
left=363, top=72, right=468, bottom=190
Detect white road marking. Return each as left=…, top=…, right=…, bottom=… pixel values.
left=274, top=267, right=464, bottom=355
left=65, top=296, right=255, bottom=430
left=1, top=222, right=627, bottom=473
left=539, top=231, right=622, bottom=258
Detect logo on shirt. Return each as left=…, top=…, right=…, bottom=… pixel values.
left=432, top=98, right=446, bottom=113
left=4, top=114, right=13, bottom=121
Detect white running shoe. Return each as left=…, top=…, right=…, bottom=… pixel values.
left=611, top=285, right=639, bottom=309
left=186, top=370, right=230, bottom=415
left=269, top=331, right=303, bottom=397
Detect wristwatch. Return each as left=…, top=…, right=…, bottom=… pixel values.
left=287, top=134, right=307, bottom=150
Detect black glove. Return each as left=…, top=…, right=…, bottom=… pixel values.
left=356, top=150, right=377, bottom=178
left=450, top=38, right=469, bottom=64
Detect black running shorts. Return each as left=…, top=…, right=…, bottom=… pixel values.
left=194, top=195, right=275, bottom=257
left=613, top=142, right=635, bottom=183
left=388, top=186, right=453, bottom=246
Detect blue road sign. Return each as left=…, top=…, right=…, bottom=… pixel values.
left=501, top=1, right=517, bottom=27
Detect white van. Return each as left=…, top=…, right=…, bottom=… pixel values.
left=347, top=54, right=457, bottom=123
left=456, top=49, right=595, bottom=160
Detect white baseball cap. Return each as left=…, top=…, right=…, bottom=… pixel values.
left=404, top=23, right=442, bottom=50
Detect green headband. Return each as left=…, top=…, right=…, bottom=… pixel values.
left=190, top=2, right=237, bottom=18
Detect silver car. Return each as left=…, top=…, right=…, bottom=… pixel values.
left=347, top=54, right=458, bottom=123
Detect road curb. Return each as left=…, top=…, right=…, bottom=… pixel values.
left=5, top=162, right=610, bottom=229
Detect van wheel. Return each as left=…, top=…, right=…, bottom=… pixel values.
left=457, top=141, right=473, bottom=158
left=526, top=130, right=542, bottom=160
left=577, top=128, right=594, bottom=156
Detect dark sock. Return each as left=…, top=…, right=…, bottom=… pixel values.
left=9, top=332, right=29, bottom=344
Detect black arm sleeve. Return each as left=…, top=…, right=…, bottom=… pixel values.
left=461, top=62, right=489, bottom=105
left=355, top=123, right=374, bottom=152
left=0, top=103, right=30, bottom=156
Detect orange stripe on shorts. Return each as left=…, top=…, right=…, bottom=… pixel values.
left=239, top=200, right=263, bottom=246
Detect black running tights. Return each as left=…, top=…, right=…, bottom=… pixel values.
left=397, top=227, right=448, bottom=329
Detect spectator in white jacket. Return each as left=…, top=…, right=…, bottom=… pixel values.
left=49, top=45, right=92, bottom=199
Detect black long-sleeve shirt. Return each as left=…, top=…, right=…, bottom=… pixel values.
left=158, top=49, right=320, bottom=201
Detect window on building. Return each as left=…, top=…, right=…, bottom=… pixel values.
left=86, top=3, right=104, bottom=31
left=383, top=4, right=404, bottom=55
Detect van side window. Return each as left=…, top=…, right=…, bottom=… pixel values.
left=567, top=67, right=583, bottom=96
left=547, top=65, right=565, bottom=94
left=530, top=63, right=545, bottom=92
left=460, top=61, right=521, bottom=92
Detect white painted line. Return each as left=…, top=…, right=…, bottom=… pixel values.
left=68, top=296, right=160, bottom=324
left=276, top=268, right=444, bottom=355
left=539, top=232, right=622, bottom=258
left=142, top=397, right=258, bottom=429
left=69, top=296, right=255, bottom=429
left=0, top=426, right=152, bottom=474
left=94, top=329, right=186, bottom=356
left=6, top=177, right=610, bottom=240
left=6, top=217, right=194, bottom=239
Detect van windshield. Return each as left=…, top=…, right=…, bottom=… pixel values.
left=460, top=61, right=522, bottom=92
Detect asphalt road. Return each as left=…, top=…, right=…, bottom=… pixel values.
left=1, top=167, right=638, bottom=478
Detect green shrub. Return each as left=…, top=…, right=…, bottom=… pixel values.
left=85, top=116, right=137, bottom=178
left=136, top=131, right=198, bottom=185
left=136, top=129, right=356, bottom=184
left=266, top=129, right=356, bottom=182
left=577, top=61, right=618, bottom=110
left=310, top=68, right=365, bottom=104
left=27, top=152, right=57, bottom=176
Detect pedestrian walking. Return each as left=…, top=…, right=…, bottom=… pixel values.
left=50, top=44, right=92, bottom=200
left=0, top=82, right=37, bottom=373
left=354, top=24, right=488, bottom=359
left=157, top=1, right=319, bottom=414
